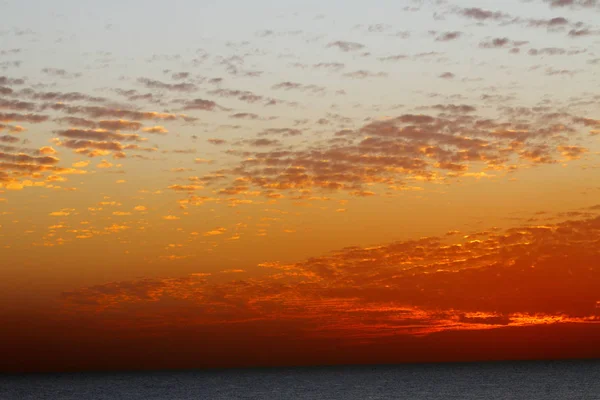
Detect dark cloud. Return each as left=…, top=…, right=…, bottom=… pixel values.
left=431, top=104, right=477, bottom=113
left=244, top=138, right=282, bottom=147
left=546, top=0, right=599, bottom=8
left=24, top=89, right=107, bottom=103
left=460, top=7, right=509, bottom=20
left=435, top=31, right=462, bottom=41
left=206, top=138, right=227, bottom=146
left=208, top=88, right=264, bottom=104
left=0, top=76, right=25, bottom=85
left=313, top=62, right=345, bottom=71
left=41, top=68, right=82, bottom=79
left=0, top=112, right=48, bottom=123
left=97, top=120, right=143, bottom=131
left=55, top=117, right=98, bottom=128
left=343, top=70, right=388, bottom=79
left=181, top=99, right=223, bottom=111
left=439, top=72, right=455, bottom=79
left=0, top=99, right=37, bottom=111
left=230, top=113, right=260, bottom=120
left=208, top=109, right=592, bottom=196
left=48, top=105, right=191, bottom=121
left=326, top=41, right=366, bottom=52
left=0, top=135, right=20, bottom=143
left=137, top=77, right=198, bottom=92
left=58, top=139, right=124, bottom=152
left=55, top=129, right=145, bottom=142
left=527, top=17, right=570, bottom=27
left=258, top=128, right=302, bottom=137
left=171, top=72, right=190, bottom=80
left=0, top=151, right=59, bottom=165
left=378, top=54, right=409, bottom=62
left=272, top=82, right=327, bottom=93
left=527, top=47, right=585, bottom=56
left=479, top=38, right=527, bottom=48
left=568, top=28, right=599, bottom=37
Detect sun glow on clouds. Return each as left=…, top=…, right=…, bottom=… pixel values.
left=2, top=0, right=600, bottom=372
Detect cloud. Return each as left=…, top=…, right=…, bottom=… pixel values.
left=230, top=113, right=260, bottom=120
left=258, top=128, right=302, bottom=137
left=313, top=62, right=345, bottom=71
left=527, top=47, right=585, bottom=56
left=49, top=208, right=74, bottom=216
left=0, top=112, right=49, bottom=123
left=568, top=28, right=599, bottom=37
left=558, top=145, right=588, bottom=160
left=243, top=138, right=281, bottom=147
left=435, top=31, right=462, bottom=41
left=137, top=77, right=198, bottom=92
left=38, top=146, right=57, bottom=155
left=41, top=68, right=82, bottom=79
left=168, top=148, right=196, bottom=154
left=430, top=104, right=477, bottom=113
left=58, top=213, right=600, bottom=349
left=97, top=120, right=143, bottom=131
left=342, top=70, right=388, bottom=79
left=0, top=124, right=25, bottom=134
left=181, top=99, right=223, bottom=111
left=327, top=41, right=366, bottom=52
left=208, top=109, right=593, bottom=197
left=378, top=54, right=409, bottom=62
left=527, top=17, right=570, bottom=28
left=96, top=160, right=113, bottom=168
left=0, top=151, right=59, bottom=165
left=55, top=128, right=146, bottom=142
left=142, top=126, right=168, bottom=134
left=546, top=0, right=600, bottom=9
left=207, top=88, right=264, bottom=104
left=479, top=38, right=527, bottom=49
left=0, top=99, right=37, bottom=112
left=204, top=227, right=226, bottom=236
left=0, top=76, right=25, bottom=85
left=544, top=67, right=580, bottom=76
left=170, top=72, right=190, bottom=80
left=56, top=139, right=123, bottom=152
left=113, top=211, right=131, bottom=216
left=55, top=117, right=97, bottom=128
left=21, top=89, right=107, bottom=103
left=459, top=7, right=509, bottom=21
left=272, top=82, right=326, bottom=93
left=207, top=138, right=227, bottom=145
left=168, top=184, right=204, bottom=192
left=49, top=105, right=191, bottom=121
left=0, top=135, right=21, bottom=143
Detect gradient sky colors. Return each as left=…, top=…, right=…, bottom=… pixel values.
left=1, top=0, right=600, bottom=373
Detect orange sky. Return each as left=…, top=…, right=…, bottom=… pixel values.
left=1, top=0, right=600, bottom=373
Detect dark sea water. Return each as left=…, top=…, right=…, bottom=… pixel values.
left=2, top=360, right=599, bottom=400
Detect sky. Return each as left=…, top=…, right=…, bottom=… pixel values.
left=1, top=0, right=600, bottom=373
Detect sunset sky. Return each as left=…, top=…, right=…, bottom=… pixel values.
left=2, top=0, right=600, bottom=373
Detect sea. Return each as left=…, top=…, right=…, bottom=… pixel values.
left=2, top=360, right=599, bottom=399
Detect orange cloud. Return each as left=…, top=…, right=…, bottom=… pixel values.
left=142, top=126, right=168, bottom=134
left=203, top=227, right=226, bottom=236
left=96, top=160, right=113, bottom=168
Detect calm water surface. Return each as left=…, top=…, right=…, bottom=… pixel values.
left=2, top=360, right=599, bottom=399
